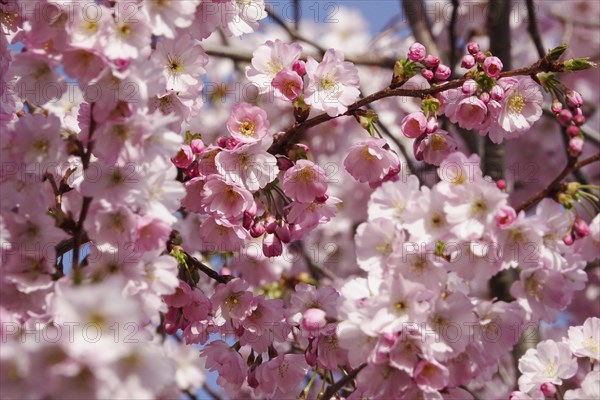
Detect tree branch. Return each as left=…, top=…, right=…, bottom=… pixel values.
left=321, top=363, right=366, bottom=400
left=526, top=0, right=546, bottom=59
left=515, top=152, right=600, bottom=213
left=184, top=251, right=233, bottom=285
left=268, top=59, right=564, bottom=155
left=449, top=0, right=460, bottom=68
left=401, top=0, right=440, bottom=57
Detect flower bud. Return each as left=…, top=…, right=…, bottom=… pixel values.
left=276, top=155, right=294, bottom=171
left=190, top=139, right=205, bottom=154
left=574, top=216, right=591, bottom=238
left=551, top=100, right=563, bottom=113
left=474, top=51, right=486, bottom=63
left=483, top=56, right=503, bottom=78
left=557, top=109, right=573, bottom=126
left=490, top=85, right=505, bottom=101
left=292, top=59, right=306, bottom=76
left=495, top=206, right=517, bottom=228
left=566, top=182, right=581, bottom=195
left=562, top=234, right=574, bottom=246
left=408, top=42, right=426, bottom=62
left=250, top=221, right=266, bottom=238
left=496, top=179, right=506, bottom=190
left=566, top=90, right=583, bottom=108
left=461, top=54, right=476, bottom=69
left=421, top=69, right=434, bottom=81
left=262, top=233, right=283, bottom=257
left=573, top=114, right=586, bottom=126
left=216, top=136, right=228, bottom=148
left=425, top=117, right=438, bottom=133
left=461, top=79, right=478, bottom=95
left=540, top=382, right=556, bottom=396
left=275, top=223, right=291, bottom=244
left=566, top=125, right=580, bottom=138
left=301, top=308, right=327, bottom=332
left=243, top=211, right=255, bottom=230
left=423, top=54, right=440, bottom=69
left=479, top=92, right=490, bottom=104
left=171, top=145, right=194, bottom=169
left=434, top=64, right=451, bottom=81
left=401, top=112, right=427, bottom=138
left=225, top=137, right=239, bottom=150
left=265, top=215, right=278, bottom=234
left=467, top=41, right=480, bottom=54
left=568, top=137, right=584, bottom=156
left=315, top=194, right=329, bottom=203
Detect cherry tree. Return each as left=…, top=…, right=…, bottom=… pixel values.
left=1, top=1, right=599, bottom=399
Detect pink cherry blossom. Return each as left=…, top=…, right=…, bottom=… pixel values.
left=282, top=159, right=328, bottom=203
left=304, top=48, right=360, bottom=117
left=226, top=102, right=270, bottom=143
left=517, top=340, right=578, bottom=393
left=272, top=69, right=303, bottom=101
left=344, top=138, right=400, bottom=185
left=245, top=39, right=303, bottom=92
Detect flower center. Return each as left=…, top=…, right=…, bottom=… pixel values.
left=508, top=94, right=525, bottom=114
left=431, top=134, right=447, bottom=151
left=542, top=359, right=558, bottom=379
left=295, top=167, right=315, bottom=183
left=167, top=55, right=184, bottom=75
left=582, top=336, right=599, bottom=357
left=118, top=23, right=131, bottom=37
left=239, top=121, right=255, bottom=137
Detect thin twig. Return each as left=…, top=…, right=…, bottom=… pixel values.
left=184, top=251, right=232, bottom=284
left=269, top=10, right=326, bottom=55
left=269, top=59, right=565, bottom=155
left=526, top=0, right=546, bottom=59
left=321, top=363, right=366, bottom=400
left=401, top=0, right=440, bottom=57
left=515, top=153, right=600, bottom=213
left=449, top=0, right=460, bottom=68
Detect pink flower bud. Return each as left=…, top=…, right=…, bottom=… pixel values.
left=243, top=211, right=255, bottom=230
left=483, top=56, right=503, bottom=78
left=225, top=137, right=239, bottom=150
left=315, top=194, right=329, bottom=203
left=490, top=85, right=505, bottom=101
left=272, top=69, right=303, bottom=101
left=566, top=90, right=583, bottom=108
left=216, top=136, right=228, bottom=148
left=479, top=92, right=490, bottom=104
left=573, top=114, right=586, bottom=126
left=540, top=382, right=557, bottom=397
left=474, top=51, right=486, bottom=63
left=421, top=69, right=434, bottom=80
left=408, top=42, right=426, bottom=62
left=413, top=135, right=425, bottom=161
left=551, top=100, right=563, bottom=113
left=276, top=155, right=294, bottom=171
left=190, top=139, right=205, bottom=154
left=558, top=109, right=573, bottom=126
left=425, top=117, right=438, bottom=133
left=462, top=79, right=478, bottom=95
left=566, top=125, right=580, bottom=138
left=434, top=64, right=451, bottom=81
left=401, top=112, right=428, bottom=138
left=563, top=234, right=574, bottom=246
left=423, top=54, right=440, bottom=69
left=461, top=54, right=476, bottom=69
left=301, top=308, right=327, bottom=332
left=114, top=58, right=131, bottom=71
left=495, top=206, right=517, bottom=228
left=568, top=137, right=584, bottom=156
left=275, top=223, right=291, bottom=243
left=171, top=145, right=194, bottom=169
left=292, top=59, right=306, bottom=76
left=496, top=179, right=506, bottom=190
left=574, top=216, right=591, bottom=238
left=467, top=41, right=480, bottom=54
left=262, top=233, right=283, bottom=257
left=265, top=215, right=278, bottom=233
left=250, top=221, right=266, bottom=238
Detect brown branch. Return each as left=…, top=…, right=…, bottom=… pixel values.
left=526, top=0, right=546, bottom=59
left=449, top=0, right=460, bottom=68
left=268, top=60, right=563, bottom=155
left=515, top=153, right=600, bottom=213
left=321, top=363, right=367, bottom=400
left=184, top=251, right=233, bottom=285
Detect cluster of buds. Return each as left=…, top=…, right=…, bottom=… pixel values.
left=551, top=90, right=586, bottom=157
left=392, top=42, right=451, bottom=86
left=557, top=181, right=596, bottom=245
left=459, top=42, right=506, bottom=102
left=461, top=42, right=504, bottom=79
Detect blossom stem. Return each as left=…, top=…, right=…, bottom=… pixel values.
left=515, top=153, right=600, bottom=213
left=320, top=363, right=366, bottom=400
